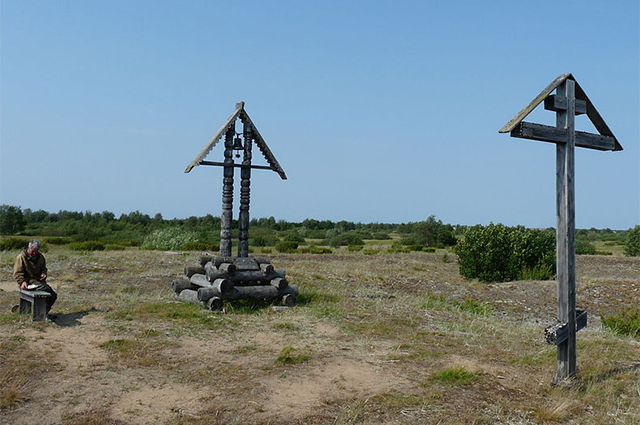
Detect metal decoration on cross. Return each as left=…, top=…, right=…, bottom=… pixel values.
left=499, top=73, right=623, bottom=385
left=185, top=102, right=287, bottom=258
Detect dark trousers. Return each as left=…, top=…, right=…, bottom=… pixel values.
left=32, top=282, right=57, bottom=313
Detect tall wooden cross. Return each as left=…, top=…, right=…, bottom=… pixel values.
left=185, top=102, right=287, bottom=258
left=499, top=74, right=623, bottom=384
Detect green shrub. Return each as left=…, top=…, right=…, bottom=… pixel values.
left=372, top=232, right=391, bottom=240
left=0, top=237, right=29, bottom=251
left=325, top=232, right=364, bottom=248
left=276, top=346, right=311, bottom=364
left=68, top=241, right=105, bottom=251
left=624, top=225, right=640, bottom=256
left=363, top=249, right=379, bottom=255
left=347, top=245, right=363, bottom=252
left=141, top=227, right=198, bottom=250
left=453, top=297, right=493, bottom=316
left=455, top=223, right=555, bottom=283
left=251, top=235, right=279, bottom=247
left=298, top=246, right=332, bottom=254
left=105, top=244, right=126, bottom=251
left=275, top=241, right=299, bottom=253
left=422, top=247, right=437, bottom=253
left=432, top=366, right=479, bottom=385
left=0, top=205, right=25, bottom=235
left=42, top=237, right=71, bottom=245
left=576, top=238, right=596, bottom=255
left=601, top=309, right=640, bottom=337
left=182, top=241, right=219, bottom=251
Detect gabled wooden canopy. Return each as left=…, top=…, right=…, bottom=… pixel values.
left=499, top=73, right=623, bottom=151
left=185, top=102, right=287, bottom=179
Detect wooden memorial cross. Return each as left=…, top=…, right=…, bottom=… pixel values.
left=185, top=102, right=287, bottom=258
left=499, top=73, right=623, bottom=384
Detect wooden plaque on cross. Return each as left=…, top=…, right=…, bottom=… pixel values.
left=499, top=73, right=623, bottom=385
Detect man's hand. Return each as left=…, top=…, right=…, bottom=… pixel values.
left=40, top=274, right=47, bottom=281
left=20, top=282, right=28, bottom=290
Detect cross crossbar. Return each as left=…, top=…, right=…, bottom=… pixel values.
left=510, top=122, right=618, bottom=151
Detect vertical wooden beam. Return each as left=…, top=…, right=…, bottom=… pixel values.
left=554, top=79, right=577, bottom=384
left=220, top=126, right=235, bottom=257
left=237, top=119, right=252, bottom=258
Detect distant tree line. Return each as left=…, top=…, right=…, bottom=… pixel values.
left=0, top=205, right=636, bottom=257
left=0, top=205, right=460, bottom=251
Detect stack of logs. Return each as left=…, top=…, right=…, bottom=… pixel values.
left=172, top=255, right=298, bottom=310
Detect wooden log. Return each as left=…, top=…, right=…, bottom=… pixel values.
left=219, top=262, right=236, bottom=274
left=190, top=273, right=213, bottom=287
left=270, top=277, right=288, bottom=290
left=211, top=256, right=235, bottom=267
left=197, top=284, right=298, bottom=302
left=184, top=266, right=205, bottom=278
left=253, top=257, right=271, bottom=265
left=260, top=263, right=274, bottom=274
left=172, top=277, right=194, bottom=294
left=205, top=267, right=286, bottom=283
left=234, top=257, right=260, bottom=271
left=282, top=293, right=296, bottom=307
left=177, top=289, right=202, bottom=305
left=206, top=297, right=224, bottom=311
left=199, top=256, right=213, bottom=267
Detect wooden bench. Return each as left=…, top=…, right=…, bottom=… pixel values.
left=19, top=289, right=52, bottom=322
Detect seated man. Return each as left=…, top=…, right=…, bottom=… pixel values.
left=14, top=239, right=57, bottom=320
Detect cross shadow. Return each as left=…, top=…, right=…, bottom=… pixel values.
left=53, top=310, right=93, bottom=327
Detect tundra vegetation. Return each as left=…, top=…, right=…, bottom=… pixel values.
left=0, top=206, right=638, bottom=424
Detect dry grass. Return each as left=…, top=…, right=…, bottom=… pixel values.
left=0, top=247, right=639, bottom=424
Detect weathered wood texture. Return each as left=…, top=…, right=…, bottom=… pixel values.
left=510, top=122, right=617, bottom=151
left=500, top=74, right=623, bottom=385
left=554, top=78, right=577, bottom=384
left=238, top=119, right=252, bottom=258
left=183, top=266, right=205, bottom=278
left=172, top=277, right=195, bottom=294
left=19, top=289, right=51, bottom=322
left=220, top=126, right=235, bottom=257
left=197, top=284, right=298, bottom=302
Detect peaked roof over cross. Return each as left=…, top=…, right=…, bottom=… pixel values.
left=185, top=102, right=287, bottom=179
left=499, top=73, right=623, bottom=151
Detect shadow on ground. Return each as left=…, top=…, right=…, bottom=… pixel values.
left=54, top=310, right=93, bottom=327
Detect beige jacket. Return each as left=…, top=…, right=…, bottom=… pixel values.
left=13, top=249, right=48, bottom=285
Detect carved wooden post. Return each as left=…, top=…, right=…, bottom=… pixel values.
left=554, top=79, right=577, bottom=382
left=220, top=125, right=235, bottom=257
left=238, top=119, right=252, bottom=258
left=499, top=74, right=622, bottom=385
left=185, top=101, right=287, bottom=257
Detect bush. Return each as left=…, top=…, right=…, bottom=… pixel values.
left=347, top=245, right=363, bottom=252
left=68, top=241, right=105, bottom=251
left=325, top=232, right=364, bottom=248
left=43, top=237, right=72, bottom=245
left=275, top=241, right=299, bottom=253
left=455, top=223, right=555, bottom=283
left=298, top=246, right=332, bottom=254
left=251, top=235, right=279, bottom=247
left=182, top=241, right=219, bottom=251
left=105, top=244, right=126, bottom=251
left=141, top=227, right=198, bottom=251
left=602, top=309, right=640, bottom=337
left=576, top=238, right=596, bottom=255
left=0, top=237, right=29, bottom=251
left=0, top=205, right=25, bottom=235
left=624, top=225, right=640, bottom=256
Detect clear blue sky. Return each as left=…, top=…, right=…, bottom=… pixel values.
left=1, top=0, right=638, bottom=229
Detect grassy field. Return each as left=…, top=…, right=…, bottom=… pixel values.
left=0, top=246, right=638, bottom=424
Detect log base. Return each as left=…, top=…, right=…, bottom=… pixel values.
left=172, top=255, right=296, bottom=311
